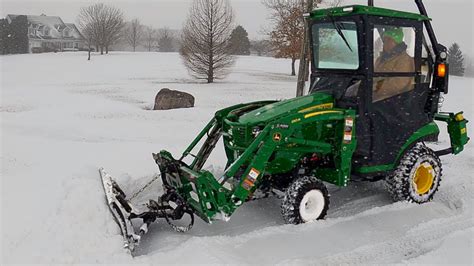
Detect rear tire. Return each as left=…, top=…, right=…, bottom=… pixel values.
left=281, top=176, right=329, bottom=224
left=386, top=142, right=442, bottom=203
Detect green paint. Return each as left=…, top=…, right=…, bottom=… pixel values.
left=155, top=95, right=358, bottom=221
left=383, top=27, right=404, bottom=44
left=314, top=109, right=357, bottom=186
left=238, top=93, right=334, bottom=124
left=435, top=112, right=470, bottom=154
left=355, top=122, right=440, bottom=174
left=395, top=122, right=440, bottom=161
left=355, top=164, right=393, bottom=174
left=310, top=5, right=430, bottom=22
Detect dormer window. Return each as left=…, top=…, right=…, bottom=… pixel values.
left=64, top=29, right=70, bottom=37
left=44, top=27, right=50, bottom=36
left=28, top=27, right=37, bottom=35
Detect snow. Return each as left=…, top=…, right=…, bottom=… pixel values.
left=1, top=52, right=473, bottom=264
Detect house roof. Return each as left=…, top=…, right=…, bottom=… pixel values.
left=7, top=14, right=67, bottom=30
left=65, top=23, right=85, bottom=39
left=7, top=14, right=84, bottom=40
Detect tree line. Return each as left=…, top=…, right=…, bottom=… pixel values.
left=2, top=0, right=468, bottom=81
left=123, top=20, right=177, bottom=52
left=78, top=0, right=469, bottom=82
left=77, top=3, right=180, bottom=59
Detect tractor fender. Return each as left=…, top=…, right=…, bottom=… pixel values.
left=354, top=122, right=440, bottom=176
left=393, top=122, right=440, bottom=167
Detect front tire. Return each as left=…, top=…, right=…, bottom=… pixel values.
left=281, top=176, right=329, bottom=224
left=386, top=143, right=442, bottom=203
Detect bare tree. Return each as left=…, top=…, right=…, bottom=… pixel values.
left=125, top=18, right=143, bottom=52
left=263, top=0, right=341, bottom=76
left=263, top=0, right=320, bottom=76
left=77, top=3, right=124, bottom=55
left=78, top=4, right=102, bottom=58
left=144, top=26, right=158, bottom=52
left=102, top=6, right=125, bottom=54
left=330, top=0, right=344, bottom=7
left=157, top=27, right=174, bottom=52
left=296, top=0, right=343, bottom=95
left=82, top=25, right=94, bottom=60
left=180, top=0, right=235, bottom=83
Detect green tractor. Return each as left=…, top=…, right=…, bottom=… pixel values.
left=100, top=0, right=469, bottom=253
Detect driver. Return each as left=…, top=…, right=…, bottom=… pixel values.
left=373, top=27, right=415, bottom=102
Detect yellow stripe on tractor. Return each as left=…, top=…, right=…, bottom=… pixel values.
left=304, top=110, right=343, bottom=119
left=298, top=103, right=334, bottom=113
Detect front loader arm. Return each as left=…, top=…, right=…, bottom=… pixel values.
left=180, top=100, right=278, bottom=171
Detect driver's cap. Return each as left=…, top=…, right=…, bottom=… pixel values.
left=383, top=27, right=404, bottom=44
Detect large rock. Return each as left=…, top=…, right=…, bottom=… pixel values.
left=153, top=88, right=195, bottom=110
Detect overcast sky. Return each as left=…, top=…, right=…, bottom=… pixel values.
left=1, top=0, right=473, bottom=57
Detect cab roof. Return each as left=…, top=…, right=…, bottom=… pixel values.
left=310, top=5, right=431, bottom=21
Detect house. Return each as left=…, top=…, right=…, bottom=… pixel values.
left=6, top=14, right=85, bottom=53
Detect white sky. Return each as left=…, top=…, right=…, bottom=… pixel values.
left=1, top=0, right=473, bottom=57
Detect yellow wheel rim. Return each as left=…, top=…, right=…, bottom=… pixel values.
left=413, top=163, right=434, bottom=195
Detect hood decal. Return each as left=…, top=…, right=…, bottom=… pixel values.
left=298, top=103, right=334, bottom=113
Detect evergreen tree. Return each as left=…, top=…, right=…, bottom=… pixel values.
left=228, top=25, right=251, bottom=55
left=9, top=15, right=29, bottom=54
left=447, top=43, right=465, bottom=77
left=0, top=19, right=9, bottom=55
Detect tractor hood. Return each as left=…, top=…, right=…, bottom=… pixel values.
left=238, top=92, right=334, bottom=124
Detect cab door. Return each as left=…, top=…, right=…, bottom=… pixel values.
left=367, top=18, right=431, bottom=166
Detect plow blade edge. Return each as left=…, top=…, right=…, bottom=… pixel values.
left=99, top=168, right=141, bottom=253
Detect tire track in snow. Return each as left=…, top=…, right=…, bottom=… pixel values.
left=135, top=200, right=463, bottom=264
left=281, top=214, right=473, bottom=265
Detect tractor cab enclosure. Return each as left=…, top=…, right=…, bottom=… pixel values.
left=308, top=5, right=449, bottom=176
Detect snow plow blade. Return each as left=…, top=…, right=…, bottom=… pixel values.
left=99, top=167, right=195, bottom=255
left=99, top=168, right=143, bottom=253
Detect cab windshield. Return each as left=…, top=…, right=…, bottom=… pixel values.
left=312, top=21, right=359, bottom=70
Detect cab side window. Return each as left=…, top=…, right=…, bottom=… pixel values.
left=372, top=26, right=416, bottom=102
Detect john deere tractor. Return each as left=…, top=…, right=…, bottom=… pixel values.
left=100, top=0, right=469, bottom=253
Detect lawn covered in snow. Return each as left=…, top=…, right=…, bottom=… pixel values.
left=1, top=52, right=473, bottom=264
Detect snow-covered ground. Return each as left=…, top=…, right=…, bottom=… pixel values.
left=1, top=52, right=473, bottom=264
